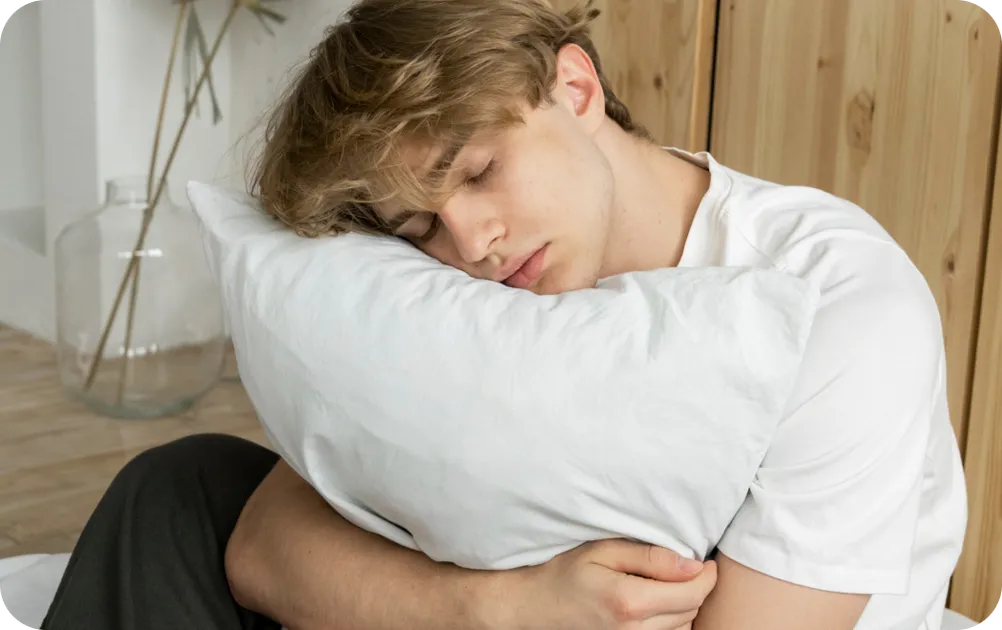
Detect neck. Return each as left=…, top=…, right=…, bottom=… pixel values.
left=595, top=125, right=710, bottom=279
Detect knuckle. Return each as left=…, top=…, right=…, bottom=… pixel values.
left=571, top=539, right=602, bottom=562
left=582, top=539, right=608, bottom=559
left=646, top=544, right=664, bottom=567
left=606, top=582, right=640, bottom=621
left=645, top=544, right=661, bottom=568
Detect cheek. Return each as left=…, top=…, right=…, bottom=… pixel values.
left=421, top=240, right=452, bottom=265
left=508, top=168, right=601, bottom=238
left=422, top=238, right=472, bottom=274
left=502, top=160, right=566, bottom=229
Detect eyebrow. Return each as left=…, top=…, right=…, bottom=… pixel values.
left=385, top=143, right=465, bottom=232
left=425, top=143, right=464, bottom=188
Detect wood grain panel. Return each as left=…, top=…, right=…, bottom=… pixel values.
left=552, top=0, right=717, bottom=150
left=711, top=0, right=1001, bottom=449
left=949, top=80, right=1002, bottom=622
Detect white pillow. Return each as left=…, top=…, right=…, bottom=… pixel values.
left=188, top=181, right=819, bottom=568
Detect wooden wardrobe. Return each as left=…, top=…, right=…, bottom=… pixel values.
left=552, top=0, right=1002, bottom=621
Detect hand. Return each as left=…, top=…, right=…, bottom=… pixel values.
left=489, top=539, right=718, bottom=630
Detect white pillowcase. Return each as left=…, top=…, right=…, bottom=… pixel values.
left=188, top=181, right=819, bottom=568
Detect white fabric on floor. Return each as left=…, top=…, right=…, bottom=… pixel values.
left=0, top=553, right=70, bottom=629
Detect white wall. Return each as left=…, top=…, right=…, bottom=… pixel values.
left=0, top=1, right=49, bottom=340
left=93, top=0, right=234, bottom=210
left=0, top=1, right=43, bottom=214
left=0, top=0, right=353, bottom=342
left=225, top=0, right=351, bottom=188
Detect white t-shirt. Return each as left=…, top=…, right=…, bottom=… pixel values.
left=671, top=148, right=968, bottom=630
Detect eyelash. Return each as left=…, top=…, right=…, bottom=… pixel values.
left=414, top=160, right=496, bottom=244
left=466, top=159, right=496, bottom=187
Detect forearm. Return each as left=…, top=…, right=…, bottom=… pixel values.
left=225, top=459, right=500, bottom=630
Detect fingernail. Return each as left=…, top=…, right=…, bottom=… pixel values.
left=677, top=556, right=703, bottom=574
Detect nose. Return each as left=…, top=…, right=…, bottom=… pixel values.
left=440, top=198, right=505, bottom=264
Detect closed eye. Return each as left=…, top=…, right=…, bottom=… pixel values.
left=416, top=159, right=493, bottom=243
left=466, top=159, right=496, bottom=188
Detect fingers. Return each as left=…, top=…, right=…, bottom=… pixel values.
left=589, top=539, right=705, bottom=583
left=613, top=559, right=718, bottom=620
left=639, top=609, right=699, bottom=630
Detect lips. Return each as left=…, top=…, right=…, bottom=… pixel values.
left=501, top=245, right=548, bottom=289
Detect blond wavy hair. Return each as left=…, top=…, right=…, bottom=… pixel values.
left=248, top=0, right=649, bottom=238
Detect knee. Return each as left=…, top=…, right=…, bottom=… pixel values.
left=108, top=434, right=276, bottom=513
left=118, top=433, right=250, bottom=481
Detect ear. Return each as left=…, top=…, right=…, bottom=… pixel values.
left=551, top=43, right=607, bottom=135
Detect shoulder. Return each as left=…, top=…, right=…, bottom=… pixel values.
left=724, top=170, right=945, bottom=491
left=715, top=164, right=944, bottom=368
left=690, top=153, right=946, bottom=421
left=708, top=159, right=949, bottom=595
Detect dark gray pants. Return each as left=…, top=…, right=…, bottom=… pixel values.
left=41, top=434, right=283, bottom=630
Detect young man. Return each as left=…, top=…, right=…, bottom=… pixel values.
left=42, top=1, right=967, bottom=629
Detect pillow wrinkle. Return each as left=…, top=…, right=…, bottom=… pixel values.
left=189, top=181, right=820, bottom=570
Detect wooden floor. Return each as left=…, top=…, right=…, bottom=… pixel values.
left=0, top=324, right=268, bottom=559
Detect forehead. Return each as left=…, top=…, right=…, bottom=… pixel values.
left=398, top=117, right=521, bottom=173
left=376, top=124, right=517, bottom=221
left=398, top=142, right=463, bottom=180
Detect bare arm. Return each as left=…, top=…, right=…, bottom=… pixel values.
left=692, top=553, right=869, bottom=630
left=226, top=459, right=718, bottom=630
left=225, top=459, right=494, bottom=630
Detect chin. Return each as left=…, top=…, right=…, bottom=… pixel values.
left=531, top=267, right=600, bottom=295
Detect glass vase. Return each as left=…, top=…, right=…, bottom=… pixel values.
left=54, top=176, right=227, bottom=419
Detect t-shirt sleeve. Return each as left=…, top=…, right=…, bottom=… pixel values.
left=715, top=255, right=946, bottom=595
